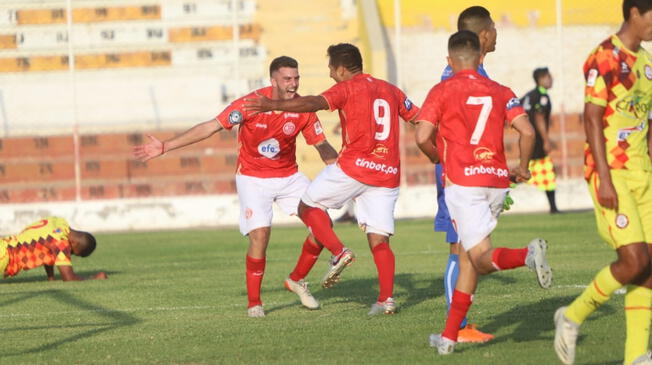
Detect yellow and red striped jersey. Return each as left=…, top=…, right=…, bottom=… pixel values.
left=583, top=35, right=652, bottom=179
left=2, top=217, right=72, bottom=277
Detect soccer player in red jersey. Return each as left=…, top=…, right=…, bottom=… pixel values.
left=1, top=216, right=107, bottom=281
left=134, top=56, right=339, bottom=318
left=245, top=43, right=420, bottom=315
left=415, top=31, right=552, bottom=354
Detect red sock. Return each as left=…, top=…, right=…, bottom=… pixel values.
left=298, top=206, right=344, bottom=255
left=491, top=247, right=528, bottom=270
left=442, top=290, right=473, bottom=341
left=245, top=255, right=266, bottom=308
left=289, top=236, right=323, bottom=281
left=372, top=242, right=395, bottom=302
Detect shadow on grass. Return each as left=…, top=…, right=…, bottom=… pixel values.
left=0, top=289, right=140, bottom=357
left=1, top=270, right=121, bottom=284
left=466, top=295, right=616, bottom=351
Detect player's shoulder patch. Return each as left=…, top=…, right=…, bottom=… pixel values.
left=506, top=97, right=521, bottom=110
left=314, top=120, right=323, bottom=135
left=586, top=68, right=599, bottom=87
left=404, top=98, right=413, bottom=111
left=229, top=110, right=243, bottom=125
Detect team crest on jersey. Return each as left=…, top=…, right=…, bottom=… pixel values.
left=258, top=138, right=280, bottom=159
left=473, top=147, right=495, bottom=163
left=586, top=69, right=598, bottom=87
left=540, top=96, right=548, bottom=106
left=283, top=122, right=296, bottom=135
left=645, top=65, right=652, bottom=80
left=404, top=98, right=413, bottom=111
left=314, top=121, right=323, bottom=135
left=229, top=110, right=243, bottom=125
left=506, top=98, right=521, bottom=110
left=615, top=214, right=629, bottom=229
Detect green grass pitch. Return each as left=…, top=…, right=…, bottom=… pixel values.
left=1, top=211, right=628, bottom=364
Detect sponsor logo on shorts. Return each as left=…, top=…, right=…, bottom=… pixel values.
left=245, top=208, right=253, bottom=219
left=615, top=213, right=629, bottom=229
left=284, top=112, right=299, bottom=118
left=257, top=138, right=280, bottom=159
left=587, top=69, right=598, bottom=87
left=255, top=123, right=267, bottom=129
left=646, top=65, right=652, bottom=80
left=283, top=121, right=296, bottom=135
left=355, top=158, right=398, bottom=175
left=464, top=165, right=509, bottom=178
left=473, top=147, right=495, bottom=163
left=314, top=121, right=323, bottom=135
left=229, top=110, right=243, bottom=125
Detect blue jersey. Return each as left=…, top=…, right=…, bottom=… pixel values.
left=434, top=64, right=489, bottom=242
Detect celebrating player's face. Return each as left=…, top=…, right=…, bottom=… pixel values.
left=271, top=67, right=300, bottom=100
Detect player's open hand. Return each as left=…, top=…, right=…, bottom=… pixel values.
left=133, top=135, right=164, bottom=162
left=243, top=92, right=274, bottom=115
left=597, top=178, right=619, bottom=211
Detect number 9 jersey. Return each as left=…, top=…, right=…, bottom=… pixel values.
left=320, top=73, right=420, bottom=188
left=418, top=69, right=525, bottom=188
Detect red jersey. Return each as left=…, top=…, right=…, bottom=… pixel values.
left=418, top=70, right=525, bottom=188
left=216, top=87, right=326, bottom=178
left=321, top=74, right=419, bottom=188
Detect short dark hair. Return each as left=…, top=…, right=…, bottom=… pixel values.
left=623, top=0, right=652, bottom=21
left=327, top=43, right=363, bottom=73
left=533, top=67, right=550, bottom=83
left=448, top=30, right=481, bottom=54
left=269, top=56, right=298, bottom=77
left=457, top=6, right=493, bottom=33
left=76, top=231, right=97, bottom=257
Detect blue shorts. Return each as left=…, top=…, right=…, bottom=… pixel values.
left=434, top=164, right=458, bottom=243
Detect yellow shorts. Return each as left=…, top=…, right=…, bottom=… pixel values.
left=589, top=170, right=652, bottom=249
left=528, top=156, right=557, bottom=191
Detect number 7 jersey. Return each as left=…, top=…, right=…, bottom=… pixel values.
left=418, top=69, right=525, bottom=188
left=320, top=73, right=420, bottom=188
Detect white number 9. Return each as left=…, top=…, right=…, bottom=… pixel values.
left=373, top=98, right=390, bottom=141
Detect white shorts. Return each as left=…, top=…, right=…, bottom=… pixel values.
left=444, top=184, right=508, bottom=251
left=236, top=172, right=310, bottom=235
left=302, top=164, right=399, bottom=236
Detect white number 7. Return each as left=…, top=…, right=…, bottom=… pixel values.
left=466, top=96, right=492, bottom=145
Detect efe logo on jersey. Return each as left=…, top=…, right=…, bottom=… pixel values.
left=258, top=138, right=281, bottom=159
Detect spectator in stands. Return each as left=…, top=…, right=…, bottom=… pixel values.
left=1, top=216, right=107, bottom=281
left=520, top=67, right=560, bottom=214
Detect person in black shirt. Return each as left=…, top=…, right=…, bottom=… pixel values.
left=521, top=67, right=560, bottom=213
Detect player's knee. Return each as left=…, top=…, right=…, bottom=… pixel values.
left=617, top=250, right=651, bottom=280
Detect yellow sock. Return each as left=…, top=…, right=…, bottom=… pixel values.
left=625, top=285, right=652, bottom=365
left=565, top=266, right=623, bottom=324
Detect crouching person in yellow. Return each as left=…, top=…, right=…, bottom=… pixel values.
left=1, top=216, right=107, bottom=281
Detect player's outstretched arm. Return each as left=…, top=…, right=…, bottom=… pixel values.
left=314, top=140, right=339, bottom=165
left=414, top=121, right=440, bottom=163
left=133, top=119, right=223, bottom=162
left=585, top=102, right=618, bottom=210
left=57, top=265, right=108, bottom=281
left=243, top=94, right=329, bottom=114
left=511, top=114, right=535, bottom=182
